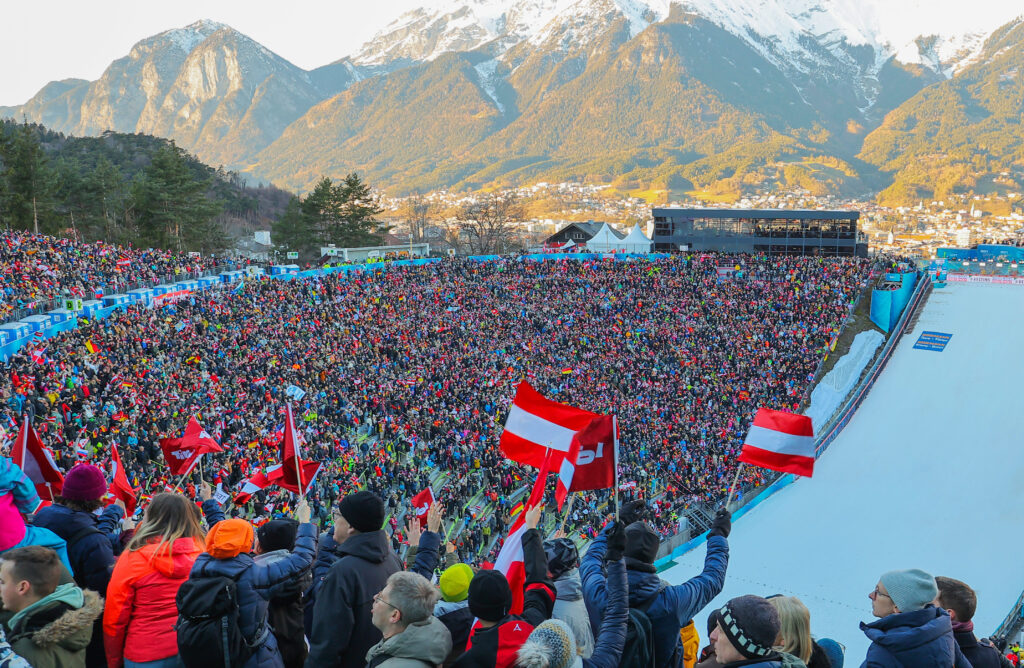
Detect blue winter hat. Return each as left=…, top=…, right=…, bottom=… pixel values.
left=879, top=569, right=937, bottom=612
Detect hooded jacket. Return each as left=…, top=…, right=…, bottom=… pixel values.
left=364, top=616, right=453, bottom=668
left=189, top=523, right=317, bottom=668
left=102, top=536, right=204, bottom=668
left=255, top=548, right=314, bottom=668
left=305, top=530, right=403, bottom=668
left=5, top=584, right=103, bottom=668
left=434, top=599, right=474, bottom=667
left=860, top=607, right=972, bottom=668
left=581, top=527, right=728, bottom=668
left=552, top=569, right=595, bottom=659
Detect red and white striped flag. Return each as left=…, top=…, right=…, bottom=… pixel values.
left=494, top=451, right=552, bottom=615
left=555, top=415, right=616, bottom=509
left=109, top=443, right=137, bottom=515
left=234, top=465, right=282, bottom=505
left=738, top=408, right=816, bottom=477
left=12, top=416, right=64, bottom=501
left=500, top=381, right=604, bottom=469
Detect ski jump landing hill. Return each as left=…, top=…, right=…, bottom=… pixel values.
left=660, top=280, right=1024, bottom=659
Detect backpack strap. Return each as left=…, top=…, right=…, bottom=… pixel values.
left=66, top=524, right=102, bottom=550
left=634, top=582, right=668, bottom=613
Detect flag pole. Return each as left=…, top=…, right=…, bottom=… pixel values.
left=612, top=415, right=620, bottom=522
left=725, top=463, right=744, bottom=509
left=559, top=492, right=576, bottom=533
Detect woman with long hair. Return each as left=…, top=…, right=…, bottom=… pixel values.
left=768, top=596, right=833, bottom=668
left=102, top=493, right=206, bottom=668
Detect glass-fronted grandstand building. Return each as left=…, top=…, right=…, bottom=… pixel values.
left=651, top=208, right=867, bottom=257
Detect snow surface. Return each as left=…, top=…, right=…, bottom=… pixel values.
left=803, top=329, right=884, bottom=429
left=660, top=282, right=1024, bottom=660
left=159, top=20, right=227, bottom=53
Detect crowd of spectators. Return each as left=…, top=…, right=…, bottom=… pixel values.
left=2, top=247, right=873, bottom=563
left=0, top=231, right=245, bottom=321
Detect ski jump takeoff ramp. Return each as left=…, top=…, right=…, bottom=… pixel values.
left=660, top=281, right=1024, bottom=659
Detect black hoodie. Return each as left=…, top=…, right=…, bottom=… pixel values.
left=304, top=530, right=402, bottom=668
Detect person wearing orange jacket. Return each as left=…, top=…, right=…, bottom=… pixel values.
left=102, top=493, right=213, bottom=668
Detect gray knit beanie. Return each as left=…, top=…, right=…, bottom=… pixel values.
left=516, top=619, right=580, bottom=668
left=879, top=569, right=937, bottom=612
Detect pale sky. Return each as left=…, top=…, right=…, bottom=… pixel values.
left=0, top=0, right=423, bottom=106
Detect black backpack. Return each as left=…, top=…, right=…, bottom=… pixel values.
left=175, top=571, right=266, bottom=668
left=620, top=586, right=663, bottom=668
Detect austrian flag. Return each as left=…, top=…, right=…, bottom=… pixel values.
left=738, top=408, right=816, bottom=477
left=500, top=381, right=606, bottom=469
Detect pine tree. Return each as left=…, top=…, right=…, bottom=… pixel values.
left=1, top=123, right=57, bottom=233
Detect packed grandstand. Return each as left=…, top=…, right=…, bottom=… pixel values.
left=2, top=230, right=1016, bottom=668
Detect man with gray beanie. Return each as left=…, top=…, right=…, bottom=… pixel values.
left=860, top=568, right=972, bottom=667
left=306, top=490, right=403, bottom=668
left=581, top=501, right=730, bottom=668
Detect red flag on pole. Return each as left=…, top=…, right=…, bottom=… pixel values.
left=109, top=443, right=137, bottom=514
left=500, top=381, right=605, bottom=469
left=738, top=408, right=816, bottom=477
left=409, top=487, right=436, bottom=528
left=279, top=405, right=310, bottom=494
left=555, top=415, right=616, bottom=509
left=12, top=416, right=63, bottom=501
left=159, top=416, right=223, bottom=476
left=183, top=416, right=222, bottom=454
left=495, top=450, right=552, bottom=615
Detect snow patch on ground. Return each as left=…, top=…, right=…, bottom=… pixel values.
left=473, top=58, right=506, bottom=113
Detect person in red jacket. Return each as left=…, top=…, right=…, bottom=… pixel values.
left=103, top=493, right=206, bottom=668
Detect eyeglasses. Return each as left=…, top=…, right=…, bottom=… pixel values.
left=871, top=587, right=891, bottom=599
left=374, top=592, right=401, bottom=614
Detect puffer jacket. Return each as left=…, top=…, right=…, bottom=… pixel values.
left=364, top=616, right=453, bottom=667
left=303, top=531, right=345, bottom=636
left=255, top=548, right=313, bottom=668
left=582, top=527, right=728, bottom=668
left=552, top=569, right=595, bottom=658
left=189, top=523, right=317, bottom=668
left=583, top=558, right=628, bottom=668
left=103, top=536, right=205, bottom=668
left=434, top=599, right=473, bottom=666
left=721, top=652, right=807, bottom=667
left=305, top=530, right=403, bottom=668
left=860, top=607, right=972, bottom=668
left=6, top=585, right=104, bottom=668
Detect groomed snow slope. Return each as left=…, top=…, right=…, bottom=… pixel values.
left=660, top=281, right=1024, bottom=659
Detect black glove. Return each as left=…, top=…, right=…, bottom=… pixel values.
left=708, top=508, right=732, bottom=539
left=605, top=522, right=626, bottom=562
left=619, top=500, right=647, bottom=526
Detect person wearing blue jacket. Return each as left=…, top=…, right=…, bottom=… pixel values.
left=516, top=521, right=629, bottom=668
left=186, top=499, right=317, bottom=668
left=581, top=505, right=730, bottom=668
left=860, top=569, right=972, bottom=668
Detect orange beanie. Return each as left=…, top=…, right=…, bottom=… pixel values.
left=205, top=518, right=254, bottom=558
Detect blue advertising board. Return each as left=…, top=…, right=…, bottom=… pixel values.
left=913, top=331, right=952, bottom=352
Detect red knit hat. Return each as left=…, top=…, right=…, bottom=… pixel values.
left=61, top=464, right=107, bottom=501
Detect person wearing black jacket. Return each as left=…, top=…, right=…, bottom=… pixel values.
left=305, top=491, right=403, bottom=668
left=255, top=519, right=312, bottom=668
left=935, top=576, right=1016, bottom=668
left=454, top=505, right=557, bottom=668
left=302, top=529, right=345, bottom=637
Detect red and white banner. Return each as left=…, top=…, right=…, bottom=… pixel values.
left=738, top=408, right=816, bottom=477
left=495, top=451, right=552, bottom=615
left=109, top=443, right=137, bottom=515
left=279, top=404, right=317, bottom=494
left=500, top=381, right=605, bottom=469
left=159, top=416, right=223, bottom=476
left=12, top=416, right=63, bottom=502
left=410, top=487, right=435, bottom=528
left=555, top=416, right=616, bottom=509
left=152, top=289, right=193, bottom=307
left=946, top=273, right=1024, bottom=285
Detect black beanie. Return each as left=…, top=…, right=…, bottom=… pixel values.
left=717, top=595, right=780, bottom=660
left=257, top=519, right=298, bottom=552
left=468, top=569, right=512, bottom=622
left=623, top=522, right=660, bottom=564
left=338, top=491, right=386, bottom=533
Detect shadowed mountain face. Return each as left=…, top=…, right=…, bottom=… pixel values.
left=4, top=9, right=1022, bottom=201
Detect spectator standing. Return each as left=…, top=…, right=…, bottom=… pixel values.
left=255, top=519, right=313, bottom=668
left=707, top=595, right=806, bottom=667
left=544, top=537, right=594, bottom=658
left=365, top=571, right=453, bottom=667
left=860, top=569, right=970, bottom=667
left=306, top=491, right=402, bottom=668
left=0, top=545, right=103, bottom=668
left=435, top=563, right=475, bottom=666
left=103, top=493, right=205, bottom=668
left=183, top=501, right=316, bottom=668
left=934, top=576, right=1015, bottom=668
left=34, top=463, right=127, bottom=668
left=766, top=596, right=832, bottom=668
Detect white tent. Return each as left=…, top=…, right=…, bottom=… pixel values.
left=620, top=223, right=652, bottom=254
left=585, top=223, right=626, bottom=253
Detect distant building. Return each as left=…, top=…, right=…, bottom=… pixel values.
left=955, top=228, right=973, bottom=247
left=651, top=208, right=867, bottom=257
left=543, top=221, right=623, bottom=247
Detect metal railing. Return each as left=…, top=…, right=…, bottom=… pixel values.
left=992, top=590, right=1024, bottom=642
